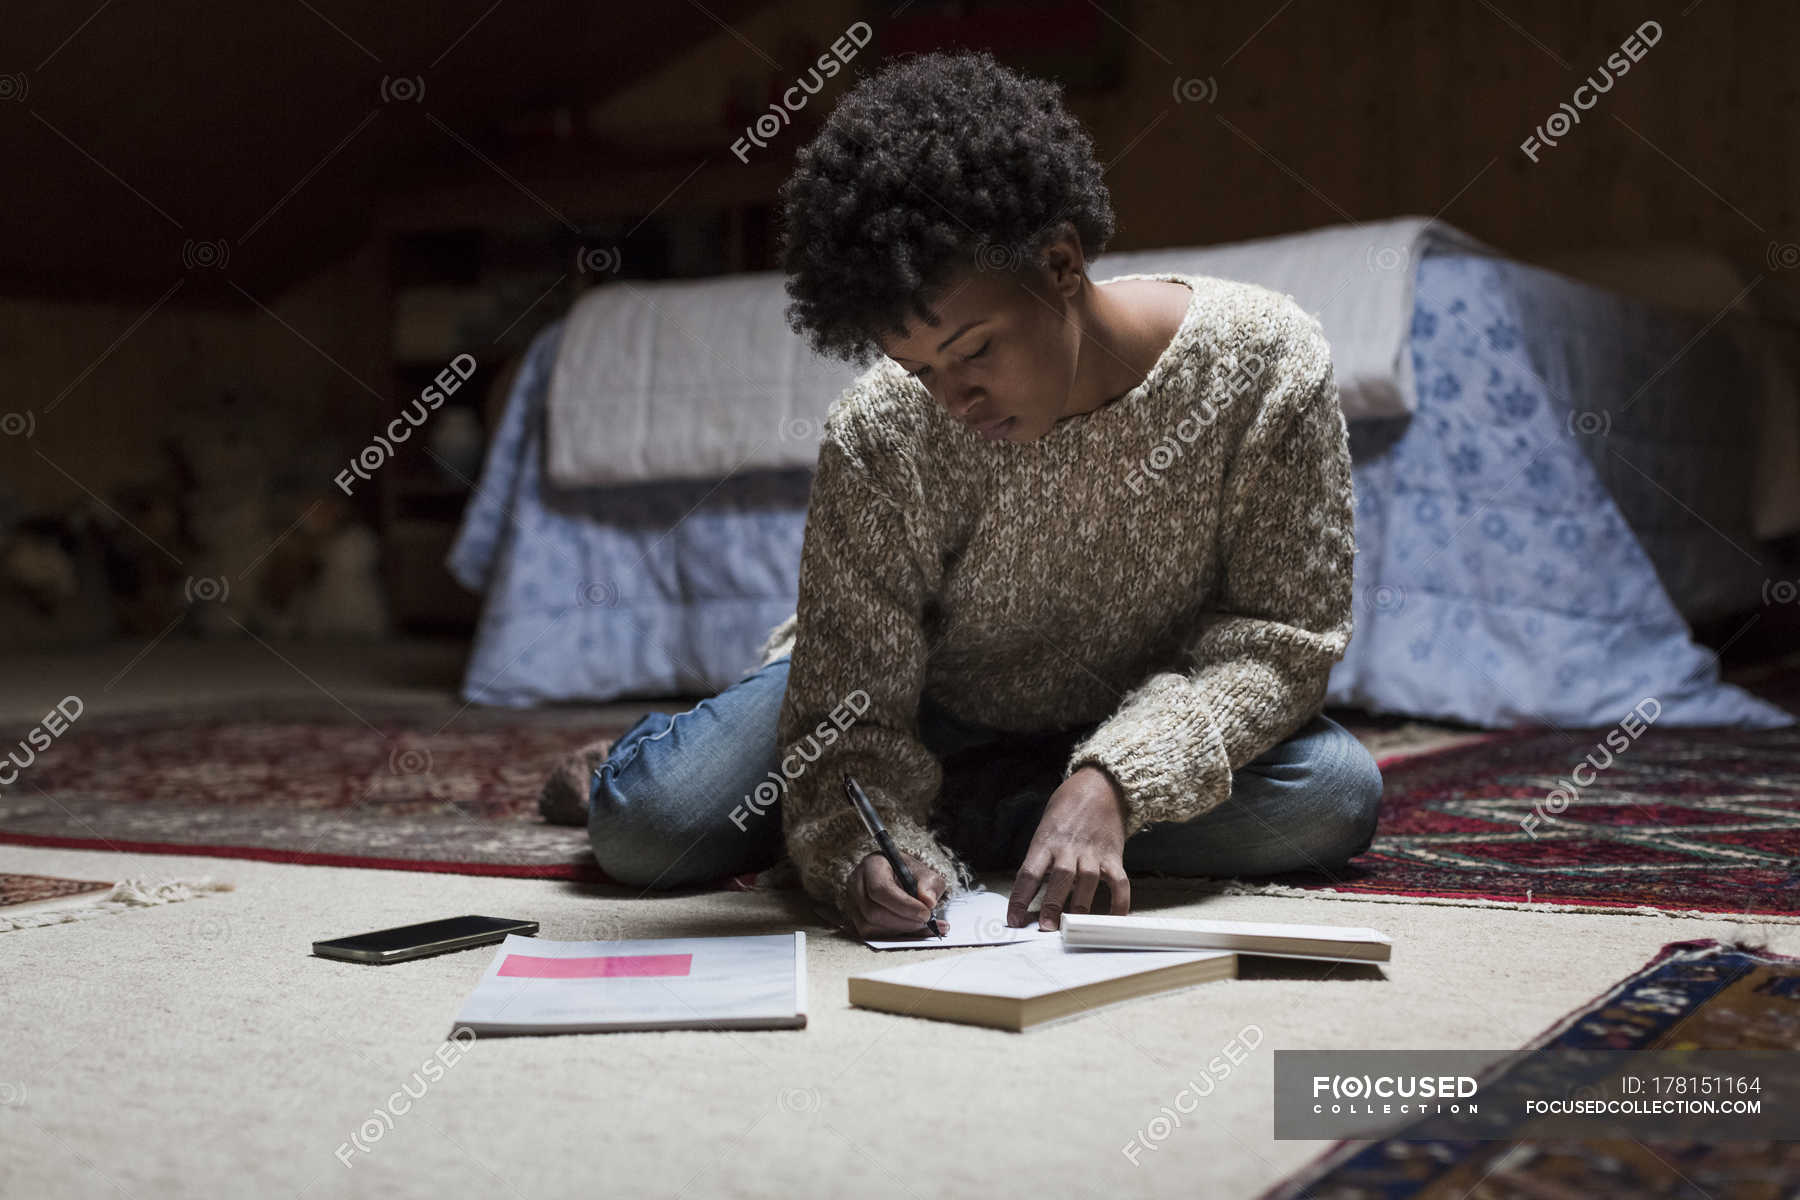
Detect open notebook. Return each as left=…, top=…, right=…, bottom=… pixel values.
left=849, top=938, right=1235, bottom=1031
left=454, top=933, right=806, bottom=1035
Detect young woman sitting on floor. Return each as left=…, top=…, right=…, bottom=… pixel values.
left=579, top=49, right=1382, bottom=938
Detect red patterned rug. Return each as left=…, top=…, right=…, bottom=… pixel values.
left=0, top=700, right=628, bottom=880
left=0, top=871, right=112, bottom=908
left=1257, top=722, right=1800, bottom=920
left=5, top=689, right=1796, bottom=913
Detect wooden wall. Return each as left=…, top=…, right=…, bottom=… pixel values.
left=594, top=0, right=1797, bottom=311
left=1080, top=0, right=1795, bottom=284
left=7, top=0, right=1795, bottom=509
left=0, top=244, right=385, bottom=510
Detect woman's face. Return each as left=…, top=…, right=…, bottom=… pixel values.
left=877, top=265, right=1082, bottom=444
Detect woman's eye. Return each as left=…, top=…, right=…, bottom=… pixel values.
left=908, top=341, right=986, bottom=378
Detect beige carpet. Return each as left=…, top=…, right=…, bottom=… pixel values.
left=5, top=842, right=1795, bottom=1200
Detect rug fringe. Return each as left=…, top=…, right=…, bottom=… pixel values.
left=0, top=876, right=233, bottom=932
left=1205, top=879, right=1800, bottom=925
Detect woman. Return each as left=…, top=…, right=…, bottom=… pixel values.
left=581, top=49, right=1381, bottom=938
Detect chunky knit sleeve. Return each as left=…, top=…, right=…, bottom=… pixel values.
left=1064, top=314, right=1355, bottom=835
left=775, top=428, right=966, bottom=913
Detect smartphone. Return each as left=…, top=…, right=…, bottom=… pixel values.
left=313, top=915, right=539, bottom=964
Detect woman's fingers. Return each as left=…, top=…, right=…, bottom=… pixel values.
left=846, top=867, right=883, bottom=937
left=1067, top=859, right=1102, bottom=916
left=846, top=854, right=950, bottom=937
left=1037, top=856, right=1078, bottom=930
left=860, top=855, right=933, bottom=925
left=1007, top=850, right=1047, bottom=927
left=1102, top=865, right=1132, bottom=915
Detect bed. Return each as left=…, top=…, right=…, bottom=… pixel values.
left=447, top=222, right=1795, bottom=729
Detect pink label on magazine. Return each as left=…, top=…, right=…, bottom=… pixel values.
left=497, top=953, right=694, bottom=979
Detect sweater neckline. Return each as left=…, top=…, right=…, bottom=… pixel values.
left=1027, top=271, right=1201, bottom=452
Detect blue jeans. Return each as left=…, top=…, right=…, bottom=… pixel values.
left=589, top=656, right=1383, bottom=891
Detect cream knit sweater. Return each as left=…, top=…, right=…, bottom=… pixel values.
left=751, top=271, right=1356, bottom=913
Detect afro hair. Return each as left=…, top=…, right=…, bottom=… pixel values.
left=776, top=48, right=1116, bottom=366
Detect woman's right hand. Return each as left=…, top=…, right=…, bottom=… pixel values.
left=844, top=850, right=949, bottom=938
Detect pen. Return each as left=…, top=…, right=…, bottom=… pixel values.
left=843, top=773, right=945, bottom=938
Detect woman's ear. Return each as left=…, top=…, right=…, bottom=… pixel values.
left=1037, top=221, right=1087, bottom=298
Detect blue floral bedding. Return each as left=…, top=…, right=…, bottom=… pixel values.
left=448, top=252, right=1790, bottom=727
left=1333, top=252, right=1783, bottom=726
left=445, top=322, right=809, bottom=706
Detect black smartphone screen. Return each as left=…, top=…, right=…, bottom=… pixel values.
left=320, top=915, right=535, bottom=954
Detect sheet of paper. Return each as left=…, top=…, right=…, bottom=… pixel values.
left=863, top=890, right=1060, bottom=950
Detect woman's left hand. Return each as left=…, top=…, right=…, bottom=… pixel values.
left=1007, top=765, right=1132, bottom=930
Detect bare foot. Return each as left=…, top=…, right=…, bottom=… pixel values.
left=537, top=736, right=617, bottom=826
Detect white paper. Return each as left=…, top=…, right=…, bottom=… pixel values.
left=453, top=932, right=806, bottom=1034
left=863, top=890, right=1061, bottom=950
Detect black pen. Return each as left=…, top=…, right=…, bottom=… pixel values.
left=843, top=773, right=944, bottom=938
